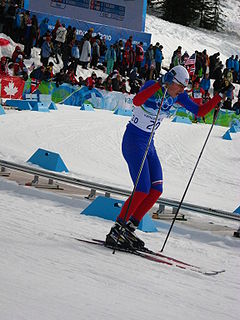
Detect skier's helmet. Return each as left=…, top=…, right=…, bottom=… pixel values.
left=171, top=65, right=189, bottom=87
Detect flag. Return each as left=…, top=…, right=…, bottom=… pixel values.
left=184, top=54, right=196, bottom=76
left=0, top=76, right=25, bottom=99
left=30, top=78, right=41, bottom=93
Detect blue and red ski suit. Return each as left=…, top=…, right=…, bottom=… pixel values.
left=117, top=80, right=222, bottom=224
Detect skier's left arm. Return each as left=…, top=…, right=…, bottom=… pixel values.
left=177, top=91, right=221, bottom=117
left=177, top=83, right=235, bottom=116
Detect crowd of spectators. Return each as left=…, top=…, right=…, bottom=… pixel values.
left=0, top=0, right=239, bottom=113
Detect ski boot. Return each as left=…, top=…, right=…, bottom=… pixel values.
left=122, top=219, right=145, bottom=250
left=105, top=221, right=132, bottom=249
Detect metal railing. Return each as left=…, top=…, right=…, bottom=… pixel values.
left=0, top=158, right=239, bottom=221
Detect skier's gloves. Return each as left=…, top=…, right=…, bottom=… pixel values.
left=161, top=70, right=175, bottom=85
left=218, top=82, right=235, bottom=98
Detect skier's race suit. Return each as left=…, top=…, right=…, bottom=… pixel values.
left=117, top=80, right=222, bottom=223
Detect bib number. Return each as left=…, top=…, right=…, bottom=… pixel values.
left=146, top=120, right=161, bottom=131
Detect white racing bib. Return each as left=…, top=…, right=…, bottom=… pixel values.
left=130, top=99, right=177, bottom=133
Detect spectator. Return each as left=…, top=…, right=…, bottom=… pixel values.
left=44, top=61, right=54, bottom=80
left=119, top=78, right=128, bottom=94
left=80, top=35, right=91, bottom=69
left=55, top=23, right=67, bottom=52
left=188, top=78, right=206, bottom=122
left=173, top=50, right=182, bottom=67
left=95, top=76, right=105, bottom=90
left=135, top=41, right=144, bottom=74
left=226, top=55, right=234, bottom=70
left=23, top=11, right=34, bottom=59
left=39, top=18, right=49, bottom=47
left=233, top=55, right=239, bottom=83
left=202, top=49, right=210, bottom=76
left=104, top=76, right=113, bottom=91
left=124, top=36, right=135, bottom=75
left=209, top=52, right=220, bottom=79
left=145, top=44, right=154, bottom=68
left=67, top=69, right=79, bottom=85
left=54, top=68, right=67, bottom=87
left=0, top=56, right=9, bottom=76
left=90, top=39, right=100, bottom=69
left=51, top=19, right=61, bottom=41
left=30, top=65, right=46, bottom=81
left=78, top=76, right=85, bottom=86
left=41, top=37, right=52, bottom=67
left=170, top=46, right=182, bottom=68
left=62, top=42, right=72, bottom=70
left=115, top=39, right=124, bottom=74
left=200, top=73, right=211, bottom=96
left=232, top=97, right=240, bottom=115
left=99, top=36, right=107, bottom=60
left=112, top=71, right=121, bottom=91
left=105, top=44, right=116, bottom=75
left=12, top=45, right=24, bottom=62
left=71, top=40, right=80, bottom=75
left=85, top=71, right=97, bottom=89
left=13, top=54, right=28, bottom=80
left=154, top=43, right=163, bottom=77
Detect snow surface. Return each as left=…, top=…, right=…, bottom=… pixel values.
left=0, top=8, right=240, bottom=320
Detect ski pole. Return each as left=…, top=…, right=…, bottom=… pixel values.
left=113, top=87, right=168, bottom=254
left=160, top=105, right=221, bottom=252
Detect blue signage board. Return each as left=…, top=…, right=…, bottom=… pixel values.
left=29, top=10, right=152, bottom=49
left=24, top=0, right=148, bottom=32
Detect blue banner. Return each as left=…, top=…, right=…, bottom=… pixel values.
left=25, top=0, right=147, bottom=32
left=30, top=10, right=151, bottom=49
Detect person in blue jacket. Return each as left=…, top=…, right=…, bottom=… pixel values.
left=106, top=65, right=231, bottom=249
left=154, top=43, right=164, bottom=77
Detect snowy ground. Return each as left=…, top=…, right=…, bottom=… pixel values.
left=1, top=6, right=240, bottom=320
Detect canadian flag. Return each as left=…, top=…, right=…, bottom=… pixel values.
left=0, top=76, right=25, bottom=99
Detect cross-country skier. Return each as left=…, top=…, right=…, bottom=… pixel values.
left=105, top=65, right=232, bottom=249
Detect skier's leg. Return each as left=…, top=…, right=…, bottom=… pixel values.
left=130, top=148, right=163, bottom=223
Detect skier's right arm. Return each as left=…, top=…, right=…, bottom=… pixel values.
left=133, top=80, right=161, bottom=106
left=133, top=71, right=174, bottom=106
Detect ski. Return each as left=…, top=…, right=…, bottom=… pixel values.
left=74, top=238, right=225, bottom=276
left=92, top=239, right=225, bottom=273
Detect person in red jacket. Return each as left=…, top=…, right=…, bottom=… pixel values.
left=188, top=78, right=206, bottom=122
left=135, top=41, right=144, bottom=73
left=0, top=56, right=9, bottom=76
left=12, top=46, right=25, bottom=63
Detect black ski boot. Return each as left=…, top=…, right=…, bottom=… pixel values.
left=122, top=220, right=145, bottom=249
left=105, top=221, right=132, bottom=249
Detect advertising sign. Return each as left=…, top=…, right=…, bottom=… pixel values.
left=25, top=0, right=147, bottom=32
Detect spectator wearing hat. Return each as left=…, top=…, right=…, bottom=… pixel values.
left=14, top=54, right=28, bottom=80
left=12, top=45, right=25, bottom=63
